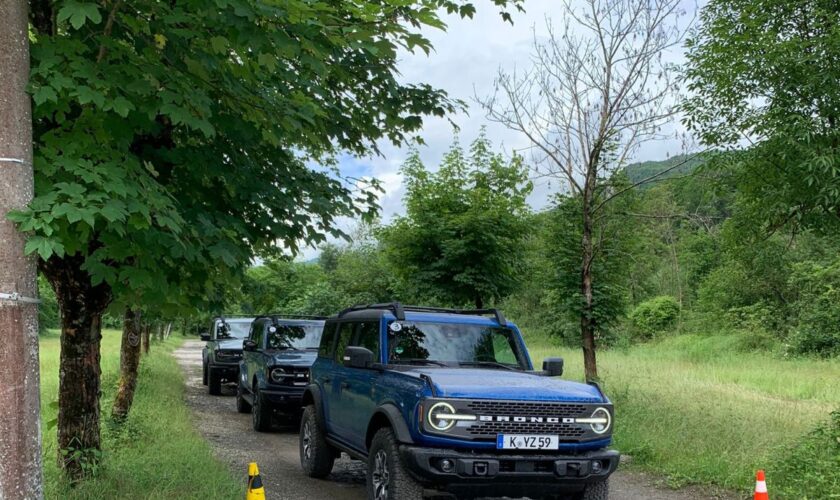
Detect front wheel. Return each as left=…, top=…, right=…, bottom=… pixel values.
left=252, top=384, right=272, bottom=432
left=573, top=479, right=609, bottom=500
left=207, top=367, right=221, bottom=395
left=202, top=362, right=208, bottom=386
left=236, top=382, right=252, bottom=414
left=299, top=405, right=335, bottom=478
left=366, top=427, right=422, bottom=500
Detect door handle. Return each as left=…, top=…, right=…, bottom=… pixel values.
left=323, top=377, right=331, bottom=384
left=340, top=382, right=350, bottom=390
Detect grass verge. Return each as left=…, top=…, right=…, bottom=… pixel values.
left=527, top=334, right=840, bottom=498
left=40, top=330, right=243, bottom=499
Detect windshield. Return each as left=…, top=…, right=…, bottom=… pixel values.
left=388, top=321, right=528, bottom=370
left=267, top=322, right=324, bottom=350
left=214, top=320, right=251, bottom=340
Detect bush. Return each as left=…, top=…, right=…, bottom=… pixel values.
left=769, top=409, right=840, bottom=499
left=788, top=261, right=840, bottom=356
left=629, top=296, right=681, bottom=338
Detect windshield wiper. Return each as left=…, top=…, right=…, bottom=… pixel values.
left=393, top=358, right=449, bottom=367
left=459, top=361, right=521, bottom=371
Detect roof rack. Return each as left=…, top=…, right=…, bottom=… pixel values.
left=339, top=303, right=406, bottom=321
left=337, top=302, right=507, bottom=326
left=256, top=313, right=327, bottom=321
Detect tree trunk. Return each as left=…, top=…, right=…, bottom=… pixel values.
left=141, top=323, right=150, bottom=355
left=111, top=308, right=142, bottom=422
left=580, top=175, right=599, bottom=383
left=475, top=295, right=484, bottom=309
left=0, top=0, right=44, bottom=495
left=40, top=254, right=112, bottom=479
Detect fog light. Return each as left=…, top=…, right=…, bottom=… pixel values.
left=440, top=459, right=455, bottom=472
left=591, top=460, right=603, bottom=474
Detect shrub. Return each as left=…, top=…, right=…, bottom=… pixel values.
left=788, top=261, right=840, bottom=357
left=769, top=409, right=840, bottom=499
left=629, top=296, right=680, bottom=338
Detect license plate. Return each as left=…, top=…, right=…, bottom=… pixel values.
left=496, top=434, right=559, bottom=450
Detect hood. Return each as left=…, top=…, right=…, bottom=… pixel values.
left=216, top=338, right=245, bottom=352
left=395, top=367, right=604, bottom=402
left=268, top=349, right=318, bottom=367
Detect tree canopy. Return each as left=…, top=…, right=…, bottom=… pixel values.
left=16, top=0, right=525, bottom=476
left=683, top=0, right=840, bottom=234
left=381, top=133, right=532, bottom=308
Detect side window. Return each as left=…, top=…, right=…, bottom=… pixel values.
left=318, top=323, right=338, bottom=358
left=252, top=321, right=264, bottom=348
left=334, top=322, right=355, bottom=362
left=355, top=321, right=380, bottom=360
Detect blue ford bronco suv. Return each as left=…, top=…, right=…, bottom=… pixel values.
left=201, top=316, right=254, bottom=396
left=237, top=314, right=326, bottom=431
left=299, top=303, right=618, bottom=500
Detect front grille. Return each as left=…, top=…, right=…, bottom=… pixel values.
left=273, top=367, right=309, bottom=386
left=466, top=401, right=588, bottom=417
left=216, top=350, right=241, bottom=362
left=460, top=400, right=599, bottom=441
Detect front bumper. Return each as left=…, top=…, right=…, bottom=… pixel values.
left=400, top=445, right=619, bottom=497
left=209, top=361, right=240, bottom=381
left=261, top=385, right=306, bottom=412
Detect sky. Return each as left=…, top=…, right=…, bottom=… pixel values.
left=298, top=0, right=698, bottom=260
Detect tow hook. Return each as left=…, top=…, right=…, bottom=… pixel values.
left=474, top=462, right=489, bottom=476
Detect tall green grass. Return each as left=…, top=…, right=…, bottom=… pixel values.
left=40, top=331, right=243, bottom=499
left=527, top=334, right=840, bottom=497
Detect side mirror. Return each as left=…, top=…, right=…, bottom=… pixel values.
left=343, top=346, right=375, bottom=369
left=243, top=339, right=258, bottom=351
left=199, top=332, right=211, bottom=341
left=543, top=357, right=564, bottom=377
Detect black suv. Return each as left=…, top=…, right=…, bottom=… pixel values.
left=299, top=304, right=617, bottom=500
left=201, top=316, right=254, bottom=395
left=237, top=315, right=326, bottom=432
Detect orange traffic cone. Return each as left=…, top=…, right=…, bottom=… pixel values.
left=754, top=469, right=769, bottom=500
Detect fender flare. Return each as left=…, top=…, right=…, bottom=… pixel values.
left=302, top=384, right=326, bottom=428
left=369, top=403, right=414, bottom=445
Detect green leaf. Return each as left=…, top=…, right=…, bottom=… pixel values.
left=209, top=36, right=228, bottom=54
left=33, top=85, right=58, bottom=105
left=57, top=1, right=102, bottom=30
left=24, top=236, right=62, bottom=260
left=111, top=96, right=134, bottom=118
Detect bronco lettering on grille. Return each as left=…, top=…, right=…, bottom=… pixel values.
left=479, top=415, right=576, bottom=424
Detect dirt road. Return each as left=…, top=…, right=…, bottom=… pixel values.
left=174, top=340, right=736, bottom=500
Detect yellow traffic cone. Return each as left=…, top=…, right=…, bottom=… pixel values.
left=246, top=462, right=266, bottom=500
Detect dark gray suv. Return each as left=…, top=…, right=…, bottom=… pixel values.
left=201, top=316, right=254, bottom=395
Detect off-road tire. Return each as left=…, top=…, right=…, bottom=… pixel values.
left=252, top=383, right=273, bottom=432
left=208, top=367, right=222, bottom=395
left=299, top=405, right=335, bottom=478
left=573, top=479, right=609, bottom=500
left=202, top=361, right=208, bottom=385
left=236, top=382, right=252, bottom=413
left=366, top=427, right=423, bottom=500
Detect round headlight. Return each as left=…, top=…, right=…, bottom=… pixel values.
left=270, top=368, right=286, bottom=383
left=427, top=402, right=457, bottom=431
left=590, top=407, right=611, bottom=434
